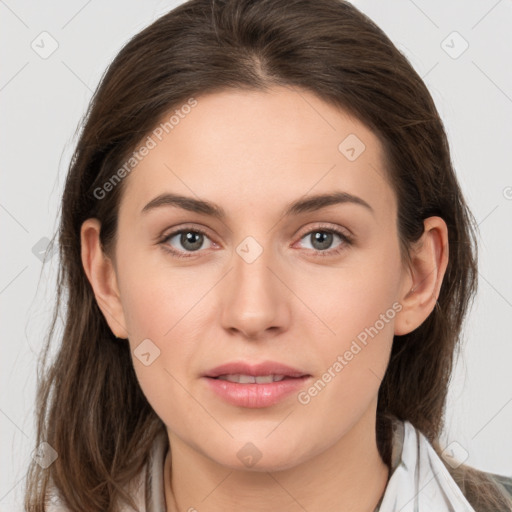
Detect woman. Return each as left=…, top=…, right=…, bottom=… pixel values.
left=25, top=0, right=512, bottom=510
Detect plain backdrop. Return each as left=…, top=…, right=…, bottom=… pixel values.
left=1, top=0, right=511, bottom=509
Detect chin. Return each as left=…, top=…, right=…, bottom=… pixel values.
left=206, top=440, right=311, bottom=473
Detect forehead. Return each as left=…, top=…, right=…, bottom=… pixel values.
left=119, top=86, right=394, bottom=223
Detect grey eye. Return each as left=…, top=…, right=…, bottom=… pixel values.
left=299, top=230, right=343, bottom=251
left=166, top=230, right=212, bottom=252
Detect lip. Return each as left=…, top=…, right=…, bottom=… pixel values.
left=203, top=360, right=309, bottom=378
left=202, top=360, right=312, bottom=408
left=204, top=376, right=311, bottom=408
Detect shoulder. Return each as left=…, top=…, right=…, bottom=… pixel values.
left=484, top=471, right=512, bottom=499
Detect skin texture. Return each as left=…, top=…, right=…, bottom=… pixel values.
left=81, top=86, right=449, bottom=512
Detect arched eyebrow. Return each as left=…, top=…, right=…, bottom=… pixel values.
left=141, top=191, right=374, bottom=218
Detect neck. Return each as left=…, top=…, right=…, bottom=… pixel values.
left=164, top=406, right=389, bottom=512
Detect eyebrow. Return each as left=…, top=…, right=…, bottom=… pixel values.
left=141, top=191, right=374, bottom=218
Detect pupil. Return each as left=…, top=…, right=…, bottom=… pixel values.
left=312, top=231, right=332, bottom=250
left=182, top=232, right=203, bottom=251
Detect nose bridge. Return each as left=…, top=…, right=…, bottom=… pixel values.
left=232, top=233, right=278, bottom=302
left=220, top=232, right=287, bottom=337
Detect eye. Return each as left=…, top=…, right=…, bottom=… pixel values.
left=296, top=226, right=352, bottom=256
left=160, top=227, right=215, bottom=258
left=159, top=224, right=353, bottom=259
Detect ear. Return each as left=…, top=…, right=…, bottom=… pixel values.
left=394, top=216, right=449, bottom=336
left=80, top=218, right=129, bottom=339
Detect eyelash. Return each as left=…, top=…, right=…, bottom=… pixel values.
left=158, top=224, right=353, bottom=259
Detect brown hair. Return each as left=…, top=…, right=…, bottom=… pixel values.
left=25, top=0, right=511, bottom=510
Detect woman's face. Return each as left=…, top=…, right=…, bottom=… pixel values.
left=103, top=86, right=411, bottom=470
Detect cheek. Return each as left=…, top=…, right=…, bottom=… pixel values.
left=117, top=248, right=205, bottom=340
left=119, top=267, right=208, bottom=427
left=294, top=239, right=402, bottom=346
left=292, top=239, right=401, bottom=405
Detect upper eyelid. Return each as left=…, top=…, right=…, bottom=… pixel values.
left=296, top=223, right=352, bottom=239
left=161, top=222, right=213, bottom=237
left=163, top=222, right=349, bottom=235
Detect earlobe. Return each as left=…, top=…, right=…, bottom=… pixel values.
left=80, top=218, right=129, bottom=339
left=394, top=216, right=449, bottom=336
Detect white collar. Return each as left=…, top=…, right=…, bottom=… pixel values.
left=377, top=419, right=475, bottom=511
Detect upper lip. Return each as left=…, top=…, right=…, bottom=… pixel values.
left=204, top=360, right=310, bottom=378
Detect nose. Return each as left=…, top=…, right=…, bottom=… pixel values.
left=220, top=238, right=291, bottom=340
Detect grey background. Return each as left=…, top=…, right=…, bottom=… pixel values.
left=1, top=0, right=511, bottom=509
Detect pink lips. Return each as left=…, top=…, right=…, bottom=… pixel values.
left=202, top=360, right=312, bottom=408
left=204, top=360, right=309, bottom=378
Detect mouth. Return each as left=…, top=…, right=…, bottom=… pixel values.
left=211, top=374, right=306, bottom=383
left=203, top=374, right=311, bottom=408
left=203, top=360, right=310, bottom=380
left=202, top=361, right=312, bottom=408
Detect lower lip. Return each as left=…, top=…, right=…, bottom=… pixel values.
left=203, top=376, right=311, bottom=408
